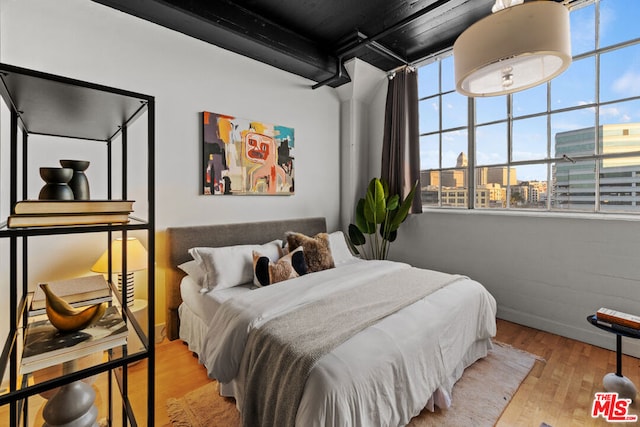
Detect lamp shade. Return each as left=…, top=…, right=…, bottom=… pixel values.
left=91, top=237, right=148, bottom=274
left=453, top=1, right=571, bottom=97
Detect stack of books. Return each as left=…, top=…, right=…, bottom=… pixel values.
left=21, top=305, right=128, bottom=374
left=29, top=274, right=112, bottom=317
left=7, top=200, right=134, bottom=228
left=595, top=308, right=640, bottom=334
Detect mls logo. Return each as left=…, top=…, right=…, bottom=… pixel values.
left=591, top=392, right=638, bottom=422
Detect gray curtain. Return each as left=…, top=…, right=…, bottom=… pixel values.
left=381, top=67, right=422, bottom=214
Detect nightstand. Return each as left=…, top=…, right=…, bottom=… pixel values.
left=587, top=314, right=640, bottom=401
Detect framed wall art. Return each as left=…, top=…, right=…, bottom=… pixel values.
left=202, top=111, right=295, bottom=195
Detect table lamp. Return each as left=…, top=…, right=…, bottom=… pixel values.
left=91, top=237, right=147, bottom=306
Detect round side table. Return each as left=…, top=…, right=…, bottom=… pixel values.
left=587, top=315, right=639, bottom=401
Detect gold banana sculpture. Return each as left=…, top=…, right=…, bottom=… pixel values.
left=40, top=284, right=107, bottom=332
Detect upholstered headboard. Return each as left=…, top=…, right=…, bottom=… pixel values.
left=165, top=217, right=327, bottom=340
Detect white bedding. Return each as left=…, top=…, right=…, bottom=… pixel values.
left=180, top=275, right=253, bottom=322
left=180, top=259, right=497, bottom=426
left=179, top=275, right=254, bottom=357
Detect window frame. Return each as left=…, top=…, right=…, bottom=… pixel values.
left=418, top=0, right=640, bottom=214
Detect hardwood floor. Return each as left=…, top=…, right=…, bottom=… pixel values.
left=494, top=319, right=639, bottom=426
left=152, top=319, right=640, bottom=426
left=152, top=339, right=211, bottom=425
left=3, top=319, right=638, bottom=425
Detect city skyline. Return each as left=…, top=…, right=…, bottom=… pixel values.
left=422, top=122, right=640, bottom=210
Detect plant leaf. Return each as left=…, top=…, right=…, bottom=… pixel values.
left=387, top=229, right=398, bottom=242
left=379, top=219, right=394, bottom=241
left=355, top=198, right=375, bottom=234
left=379, top=219, right=389, bottom=240
left=389, top=180, right=418, bottom=230
left=364, top=178, right=386, bottom=224
left=387, top=194, right=399, bottom=211
left=348, top=223, right=366, bottom=246
left=381, top=178, right=390, bottom=199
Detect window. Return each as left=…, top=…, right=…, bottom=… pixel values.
left=418, top=0, right=640, bottom=213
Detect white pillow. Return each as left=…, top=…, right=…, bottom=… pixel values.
left=328, top=231, right=355, bottom=265
left=177, top=260, right=206, bottom=288
left=189, top=240, right=282, bottom=291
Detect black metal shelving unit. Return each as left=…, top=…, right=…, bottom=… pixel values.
left=0, top=63, right=155, bottom=426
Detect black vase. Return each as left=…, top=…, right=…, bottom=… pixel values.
left=38, top=167, right=74, bottom=200
left=60, top=160, right=90, bottom=200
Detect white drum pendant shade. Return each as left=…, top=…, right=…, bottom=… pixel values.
left=454, top=1, right=571, bottom=97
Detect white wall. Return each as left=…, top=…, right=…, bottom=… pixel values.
left=393, top=211, right=640, bottom=356
left=336, top=59, right=387, bottom=231
left=0, top=0, right=342, bottom=327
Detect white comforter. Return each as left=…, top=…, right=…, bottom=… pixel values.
left=199, top=260, right=497, bottom=426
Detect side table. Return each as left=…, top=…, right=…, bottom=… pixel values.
left=587, top=314, right=640, bottom=401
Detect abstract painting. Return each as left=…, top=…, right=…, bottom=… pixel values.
left=202, top=111, right=295, bottom=195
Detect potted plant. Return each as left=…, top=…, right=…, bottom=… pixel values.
left=348, top=177, right=418, bottom=260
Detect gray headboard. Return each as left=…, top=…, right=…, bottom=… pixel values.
left=165, top=217, right=327, bottom=340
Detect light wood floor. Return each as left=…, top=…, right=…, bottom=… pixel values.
left=494, top=319, right=639, bottom=426
left=4, top=319, right=638, bottom=425
left=152, top=318, right=640, bottom=426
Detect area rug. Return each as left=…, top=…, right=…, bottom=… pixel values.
left=166, top=341, right=540, bottom=427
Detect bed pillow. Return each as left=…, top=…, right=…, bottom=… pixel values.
left=189, top=240, right=281, bottom=291
left=285, top=231, right=335, bottom=273
left=328, top=231, right=355, bottom=265
left=177, top=260, right=207, bottom=288
left=252, top=246, right=307, bottom=287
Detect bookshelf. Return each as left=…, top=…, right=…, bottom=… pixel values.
left=0, top=63, right=155, bottom=426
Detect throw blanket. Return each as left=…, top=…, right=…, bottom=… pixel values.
left=202, top=260, right=410, bottom=383
left=239, top=267, right=463, bottom=427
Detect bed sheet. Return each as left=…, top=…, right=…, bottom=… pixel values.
left=180, top=260, right=496, bottom=426
left=179, top=275, right=252, bottom=355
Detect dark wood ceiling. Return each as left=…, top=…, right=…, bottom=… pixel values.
left=91, top=0, right=514, bottom=88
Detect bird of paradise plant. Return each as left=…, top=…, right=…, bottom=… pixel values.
left=347, top=177, right=418, bottom=260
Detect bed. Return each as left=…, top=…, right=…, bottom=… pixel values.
left=165, top=217, right=497, bottom=427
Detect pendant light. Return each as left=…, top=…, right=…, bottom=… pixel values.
left=453, top=0, right=571, bottom=97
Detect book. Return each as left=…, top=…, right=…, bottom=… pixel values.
left=29, top=294, right=112, bottom=317
left=594, top=319, right=640, bottom=337
left=22, top=334, right=125, bottom=374
left=21, top=305, right=128, bottom=374
left=14, top=200, right=134, bottom=215
left=7, top=212, right=130, bottom=228
left=596, top=308, right=640, bottom=330
left=30, top=274, right=112, bottom=316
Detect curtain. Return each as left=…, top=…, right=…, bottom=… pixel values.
left=381, top=67, right=422, bottom=214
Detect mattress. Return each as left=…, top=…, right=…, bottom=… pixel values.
left=179, top=275, right=252, bottom=355
left=180, top=275, right=253, bottom=322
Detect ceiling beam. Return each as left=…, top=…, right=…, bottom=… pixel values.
left=92, top=0, right=343, bottom=86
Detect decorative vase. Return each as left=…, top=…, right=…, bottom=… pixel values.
left=38, top=167, right=74, bottom=200
left=60, top=159, right=90, bottom=200
left=42, top=380, right=98, bottom=427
